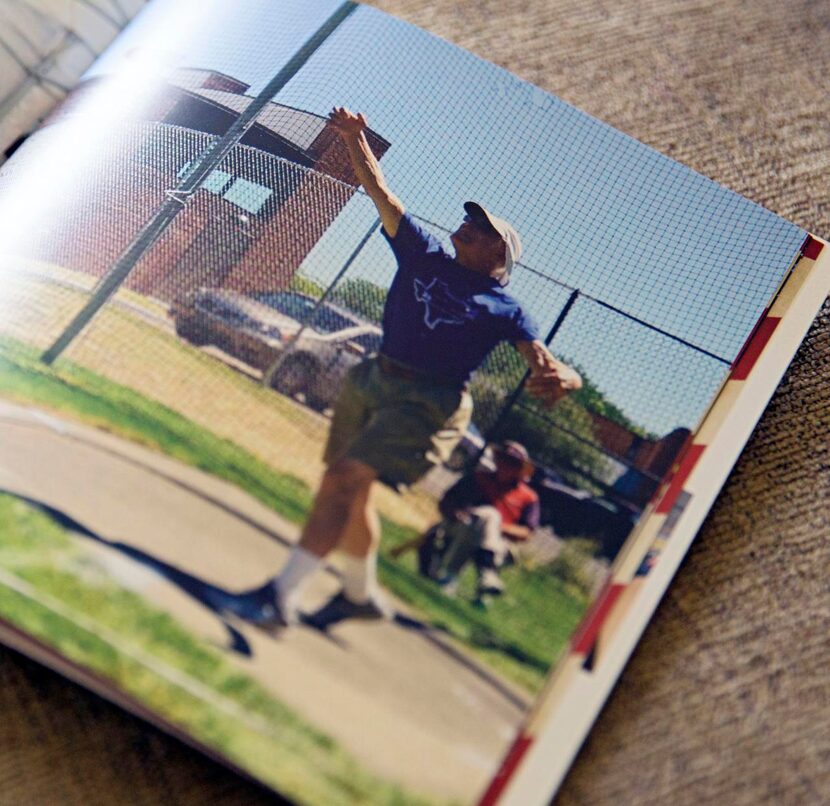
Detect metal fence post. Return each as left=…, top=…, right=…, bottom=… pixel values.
left=41, top=0, right=358, bottom=365
left=262, top=217, right=381, bottom=389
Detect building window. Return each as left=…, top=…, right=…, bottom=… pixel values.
left=223, top=178, right=273, bottom=215
left=176, top=161, right=231, bottom=193
left=203, top=169, right=232, bottom=194
left=176, top=162, right=273, bottom=215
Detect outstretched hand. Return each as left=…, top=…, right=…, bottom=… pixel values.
left=329, top=106, right=367, bottom=137
left=525, top=363, right=581, bottom=406
left=517, top=340, right=582, bottom=408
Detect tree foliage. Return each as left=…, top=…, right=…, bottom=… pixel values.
left=568, top=364, right=654, bottom=440
left=331, top=277, right=387, bottom=324
left=468, top=343, right=651, bottom=489
left=289, top=274, right=325, bottom=298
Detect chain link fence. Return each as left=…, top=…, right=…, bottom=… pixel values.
left=0, top=114, right=749, bottom=550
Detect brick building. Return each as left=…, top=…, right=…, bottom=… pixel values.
left=37, top=67, right=391, bottom=300
left=595, top=415, right=691, bottom=506
left=588, top=411, right=690, bottom=477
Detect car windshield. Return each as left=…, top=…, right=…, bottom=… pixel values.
left=196, top=294, right=250, bottom=326
left=254, top=291, right=359, bottom=334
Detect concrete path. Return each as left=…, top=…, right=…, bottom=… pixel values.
left=0, top=401, right=528, bottom=803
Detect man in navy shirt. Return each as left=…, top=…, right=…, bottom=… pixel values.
left=235, top=107, right=581, bottom=629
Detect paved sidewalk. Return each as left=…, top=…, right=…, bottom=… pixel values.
left=0, top=401, right=527, bottom=802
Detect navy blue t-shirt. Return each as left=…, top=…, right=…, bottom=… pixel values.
left=379, top=213, right=540, bottom=384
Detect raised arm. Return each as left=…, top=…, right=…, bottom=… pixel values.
left=515, top=340, right=582, bottom=407
left=329, top=107, right=405, bottom=238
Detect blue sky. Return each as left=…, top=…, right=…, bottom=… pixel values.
left=86, top=0, right=805, bottom=434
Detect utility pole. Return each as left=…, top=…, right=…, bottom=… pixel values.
left=42, top=0, right=358, bottom=365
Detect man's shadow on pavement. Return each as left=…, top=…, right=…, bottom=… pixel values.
left=11, top=492, right=432, bottom=654
left=25, top=494, right=257, bottom=655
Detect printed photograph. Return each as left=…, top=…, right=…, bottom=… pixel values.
left=0, top=0, right=809, bottom=803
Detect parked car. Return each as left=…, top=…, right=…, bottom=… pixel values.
left=170, top=288, right=382, bottom=410
left=574, top=495, right=640, bottom=559
left=253, top=290, right=368, bottom=333
left=529, top=465, right=640, bottom=559
left=530, top=466, right=592, bottom=533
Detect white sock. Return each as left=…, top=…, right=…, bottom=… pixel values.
left=275, top=546, right=323, bottom=606
left=340, top=552, right=377, bottom=604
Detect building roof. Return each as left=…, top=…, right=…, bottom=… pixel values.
left=168, top=70, right=339, bottom=153
left=171, top=67, right=249, bottom=93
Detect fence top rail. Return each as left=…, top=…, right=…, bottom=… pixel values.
left=405, top=208, right=733, bottom=365
left=511, top=399, right=665, bottom=483
left=37, top=117, right=735, bottom=366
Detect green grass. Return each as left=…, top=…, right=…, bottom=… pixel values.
left=0, top=336, right=588, bottom=692
left=378, top=518, right=586, bottom=692
left=2, top=258, right=171, bottom=320
left=0, top=337, right=314, bottom=525
left=0, top=494, right=433, bottom=806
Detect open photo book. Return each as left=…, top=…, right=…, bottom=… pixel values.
left=0, top=1, right=827, bottom=804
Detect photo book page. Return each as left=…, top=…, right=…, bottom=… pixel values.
left=0, top=1, right=827, bottom=804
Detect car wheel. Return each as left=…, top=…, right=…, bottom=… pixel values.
left=271, top=353, right=322, bottom=407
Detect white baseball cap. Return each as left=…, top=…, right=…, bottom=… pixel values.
left=464, top=201, right=523, bottom=286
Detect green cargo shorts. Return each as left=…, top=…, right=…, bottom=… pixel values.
left=323, top=356, right=474, bottom=490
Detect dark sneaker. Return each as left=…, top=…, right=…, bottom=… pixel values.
left=222, top=579, right=298, bottom=631
left=305, top=591, right=394, bottom=630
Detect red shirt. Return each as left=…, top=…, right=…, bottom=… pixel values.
left=441, top=470, right=540, bottom=528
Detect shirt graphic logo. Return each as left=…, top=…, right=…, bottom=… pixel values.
left=413, top=278, right=475, bottom=329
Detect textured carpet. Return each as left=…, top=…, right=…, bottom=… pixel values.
left=1, top=0, right=828, bottom=803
